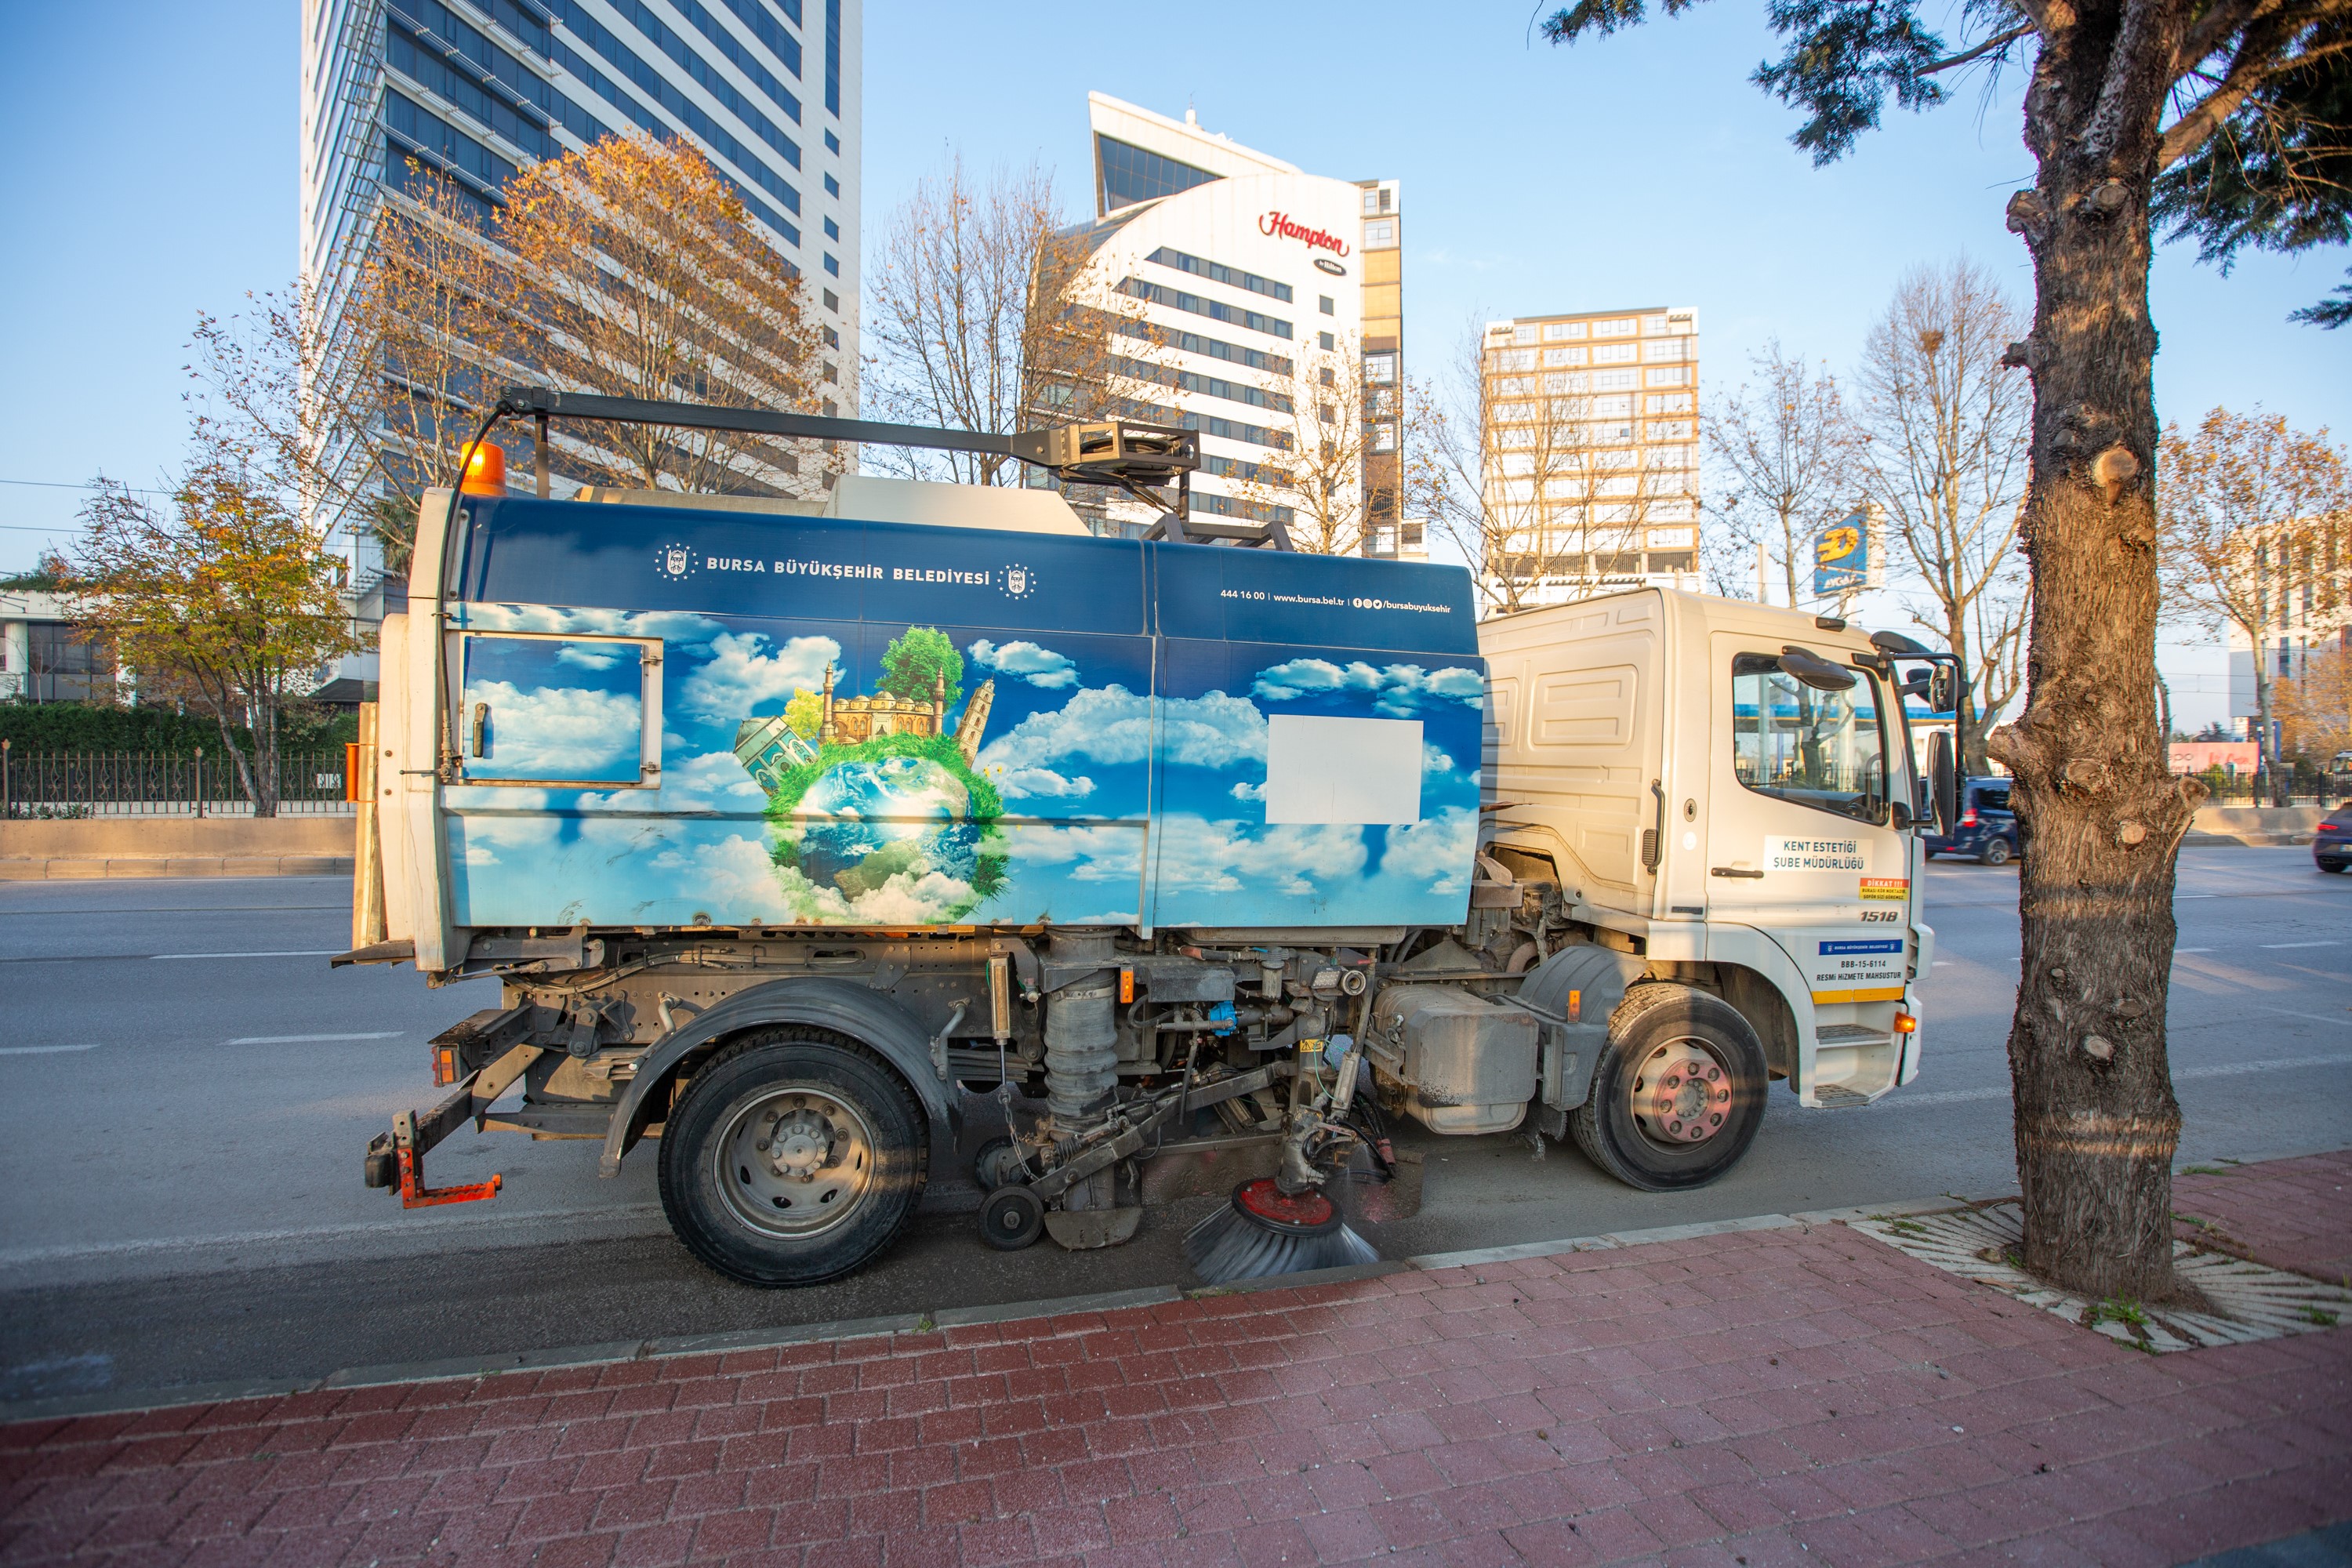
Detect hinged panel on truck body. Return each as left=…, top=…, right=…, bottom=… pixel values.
left=386, top=492, right=1485, bottom=947
left=1479, top=590, right=1668, bottom=918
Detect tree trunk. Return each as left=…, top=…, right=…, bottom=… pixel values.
left=251, top=692, right=281, bottom=818
left=1949, top=617, right=1987, bottom=775
left=1984, top=18, right=2202, bottom=1305
left=2253, top=663, right=2275, bottom=807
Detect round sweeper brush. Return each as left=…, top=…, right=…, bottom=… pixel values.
left=1183, top=1178, right=1379, bottom=1284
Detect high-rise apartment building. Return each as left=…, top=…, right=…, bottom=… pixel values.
left=299, top=0, right=860, bottom=584
left=1057, top=94, right=1410, bottom=555
left=1478, top=307, right=1700, bottom=606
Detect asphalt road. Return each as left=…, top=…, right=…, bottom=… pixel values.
left=2, top=848, right=2347, bottom=1406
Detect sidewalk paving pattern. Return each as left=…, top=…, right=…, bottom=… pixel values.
left=3, top=1152, right=2347, bottom=1567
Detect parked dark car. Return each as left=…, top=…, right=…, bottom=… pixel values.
left=2317, top=803, right=2352, bottom=873
left=1923, top=776, right=2022, bottom=865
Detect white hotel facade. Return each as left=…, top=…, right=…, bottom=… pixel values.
left=1054, top=94, right=1413, bottom=556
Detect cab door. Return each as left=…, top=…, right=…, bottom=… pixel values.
left=453, top=633, right=662, bottom=788
left=1703, top=636, right=1910, bottom=1011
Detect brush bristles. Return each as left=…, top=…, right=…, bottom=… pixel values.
left=1184, top=1201, right=1380, bottom=1284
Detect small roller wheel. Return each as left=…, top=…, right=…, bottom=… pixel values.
left=978, top=1185, right=1044, bottom=1250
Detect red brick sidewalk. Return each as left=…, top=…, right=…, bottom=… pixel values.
left=4, top=1152, right=2347, bottom=1568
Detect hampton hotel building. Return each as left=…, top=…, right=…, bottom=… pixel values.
left=1057, top=94, right=1413, bottom=557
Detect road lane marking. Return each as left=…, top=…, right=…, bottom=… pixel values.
left=226, top=1033, right=404, bottom=1044
left=1865, top=1052, right=2352, bottom=1109
left=150, top=950, right=340, bottom=960
left=2176, top=948, right=2213, bottom=953
left=2259, top=941, right=2342, bottom=949
left=0, top=1044, right=100, bottom=1056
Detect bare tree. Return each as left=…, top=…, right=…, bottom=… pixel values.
left=1229, top=332, right=1379, bottom=555
left=1706, top=342, right=1852, bottom=608
left=1853, top=261, right=2034, bottom=774
left=2157, top=408, right=2350, bottom=804
left=865, top=156, right=1138, bottom=485
left=1416, top=321, right=1659, bottom=614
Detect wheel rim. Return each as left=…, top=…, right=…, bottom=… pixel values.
left=1628, top=1036, right=1737, bottom=1149
left=711, top=1085, right=878, bottom=1239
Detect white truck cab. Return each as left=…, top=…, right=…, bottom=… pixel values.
left=1480, top=588, right=1933, bottom=1111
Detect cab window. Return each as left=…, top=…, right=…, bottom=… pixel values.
left=1730, top=652, right=1889, bottom=822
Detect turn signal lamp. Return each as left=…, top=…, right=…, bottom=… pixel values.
left=1893, top=1012, right=1918, bottom=1035
left=459, top=441, right=508, bottom=495
left=432, top=1043, right=462, bottom=1087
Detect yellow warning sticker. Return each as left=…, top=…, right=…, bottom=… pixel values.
left=1860, top=878, right=1909, bottom=901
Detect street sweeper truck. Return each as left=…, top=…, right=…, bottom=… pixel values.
left=339, top=390, right=1957, bottom=1286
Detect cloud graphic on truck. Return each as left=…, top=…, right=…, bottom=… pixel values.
left=1250, top=659, right=1486, bottom=717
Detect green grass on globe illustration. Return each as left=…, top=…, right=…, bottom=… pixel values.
left=735, top=630, right=1007, bottom=923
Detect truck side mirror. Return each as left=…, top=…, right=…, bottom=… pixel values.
left=1929, top=666, right=1958, bottom=713
left=1928, top=731, right=1958, bottom=837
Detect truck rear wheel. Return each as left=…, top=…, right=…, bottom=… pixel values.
left=658, top=1029, right=926, bottom=1287
left=1570, top=985, right=1768, bottom=1192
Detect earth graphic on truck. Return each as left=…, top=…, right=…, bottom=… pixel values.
left=731, top=627, right=1007, bottom=922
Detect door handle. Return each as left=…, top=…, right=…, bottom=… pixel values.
left=470, top=702, right=490, bottom=758
left=1642, top=780, right=1664, bottom=873
left=1710, top=867, right=1764, bottom=879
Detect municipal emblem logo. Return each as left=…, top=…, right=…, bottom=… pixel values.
left=653, top=543, right=699, bottom=583
left=1000, top=564, right=1036, bottom=600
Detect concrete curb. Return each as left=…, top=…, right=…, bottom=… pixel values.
left=0, top=1204, right=1961, bottom=1428
left=0, top=855, right=354, bottom=880
left=9, top=1142, right=2342, bottom=1429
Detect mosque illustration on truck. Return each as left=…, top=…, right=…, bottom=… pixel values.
left=731, top=630, right=1007, bottom=921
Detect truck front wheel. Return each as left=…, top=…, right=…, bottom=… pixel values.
left=1570, top=985, right=1768, bottom=1192
left=659, top=1029, right=926, bottom=1287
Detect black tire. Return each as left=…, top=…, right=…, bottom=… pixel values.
left=1570, top=985, right=1769, bottom=1192
left=2319, top=860, right=2347, bottom=874
left=978, top=1185, right=1044, bottom=1250
left=1980, top=837, right=2013, bottom=867
left=658, top=1029, right=926, bottom=1287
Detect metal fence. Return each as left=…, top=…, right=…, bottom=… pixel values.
left=0, top=750, right=355, bottom=818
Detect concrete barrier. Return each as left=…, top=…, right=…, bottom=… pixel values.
left=0, top=816, right=355, bottom=879
left=2185, top=804, right=2325, bottom=848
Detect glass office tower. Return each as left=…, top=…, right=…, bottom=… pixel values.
left=300, top=0, right=861, bottom=586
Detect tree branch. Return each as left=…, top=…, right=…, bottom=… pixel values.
left=1922, top=24, right=2034, bottom=74
left=2160, top=0, right=2352, bottom=169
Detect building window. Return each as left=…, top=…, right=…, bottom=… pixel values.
left=1116, top=320, right=1293, bottom=375
left=1148, top=246, right=1291, bottom=303
left=1363, top=219, right=1396, bottom=248
left=1543, top=321, right=1587, bottom=341
left=1646, top=393, right=1695, bottom=414
left=824, top=0, right=840, bottom=115
left=822, top=288, right=838, bottom=312
left=1318, top=330, right=1335, bottom=350
left=823, top=325, right=839, bottom=347
left=825, top=129, right=840, bottom=154
left=1513, top=324, right=1538, bottom=345
left=1647, top=419, right=1694, bottom=441
left=1595, top=318, right=1636, bottom=337
left=1595, top=369, right=1638, bottom=390
left=1319, top=295, right=1335, bottom=315
left=1544, top=372, right=1589, bottom=394
left=1594, top=343, right=1639, bottom=365
left=1643, top=314, right=1672, bottom=335
left=1642, top=339, right=1686, bottom=361
left=1544, top=347, right=1587, bottom=368
left=1121, top=278, right=1292, bottom=339
left=1494, top=348, right=1536, bottom=372
left=1364, top=352, right=1396, bottom=384
left=1644, top=367, right=1690, bottom=387
left=1097, top=133, right=1217, bottom=211
left=823, top=252, right=839, bottom=275
left=1371, top=423, right=1397, bottom=452
left=1593, top=394, right=1635, bottom=418
left=823, top=216, right=839, bottom=240
left=824, top=172, right=840, bottom=198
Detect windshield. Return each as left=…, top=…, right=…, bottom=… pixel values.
left=1730, top=652, right=1890, bottom=822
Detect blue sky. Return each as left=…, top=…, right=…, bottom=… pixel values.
left=3, top=1, right=2343, bottom=726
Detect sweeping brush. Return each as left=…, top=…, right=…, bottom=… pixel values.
left=1184, top=1177, right=1378, bottom=1283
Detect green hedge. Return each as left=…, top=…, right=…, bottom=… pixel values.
left=0, top=703, right=358, bottom=754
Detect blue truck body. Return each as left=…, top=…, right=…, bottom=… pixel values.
left=438, top=495, right=1486, bottom=934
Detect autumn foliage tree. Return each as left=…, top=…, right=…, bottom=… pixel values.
left=70, top=452, right=364, bottom=815
left=1541, top=0, right=2349, bottom=1300
left=2157, top=408, right=2350, bottom=802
